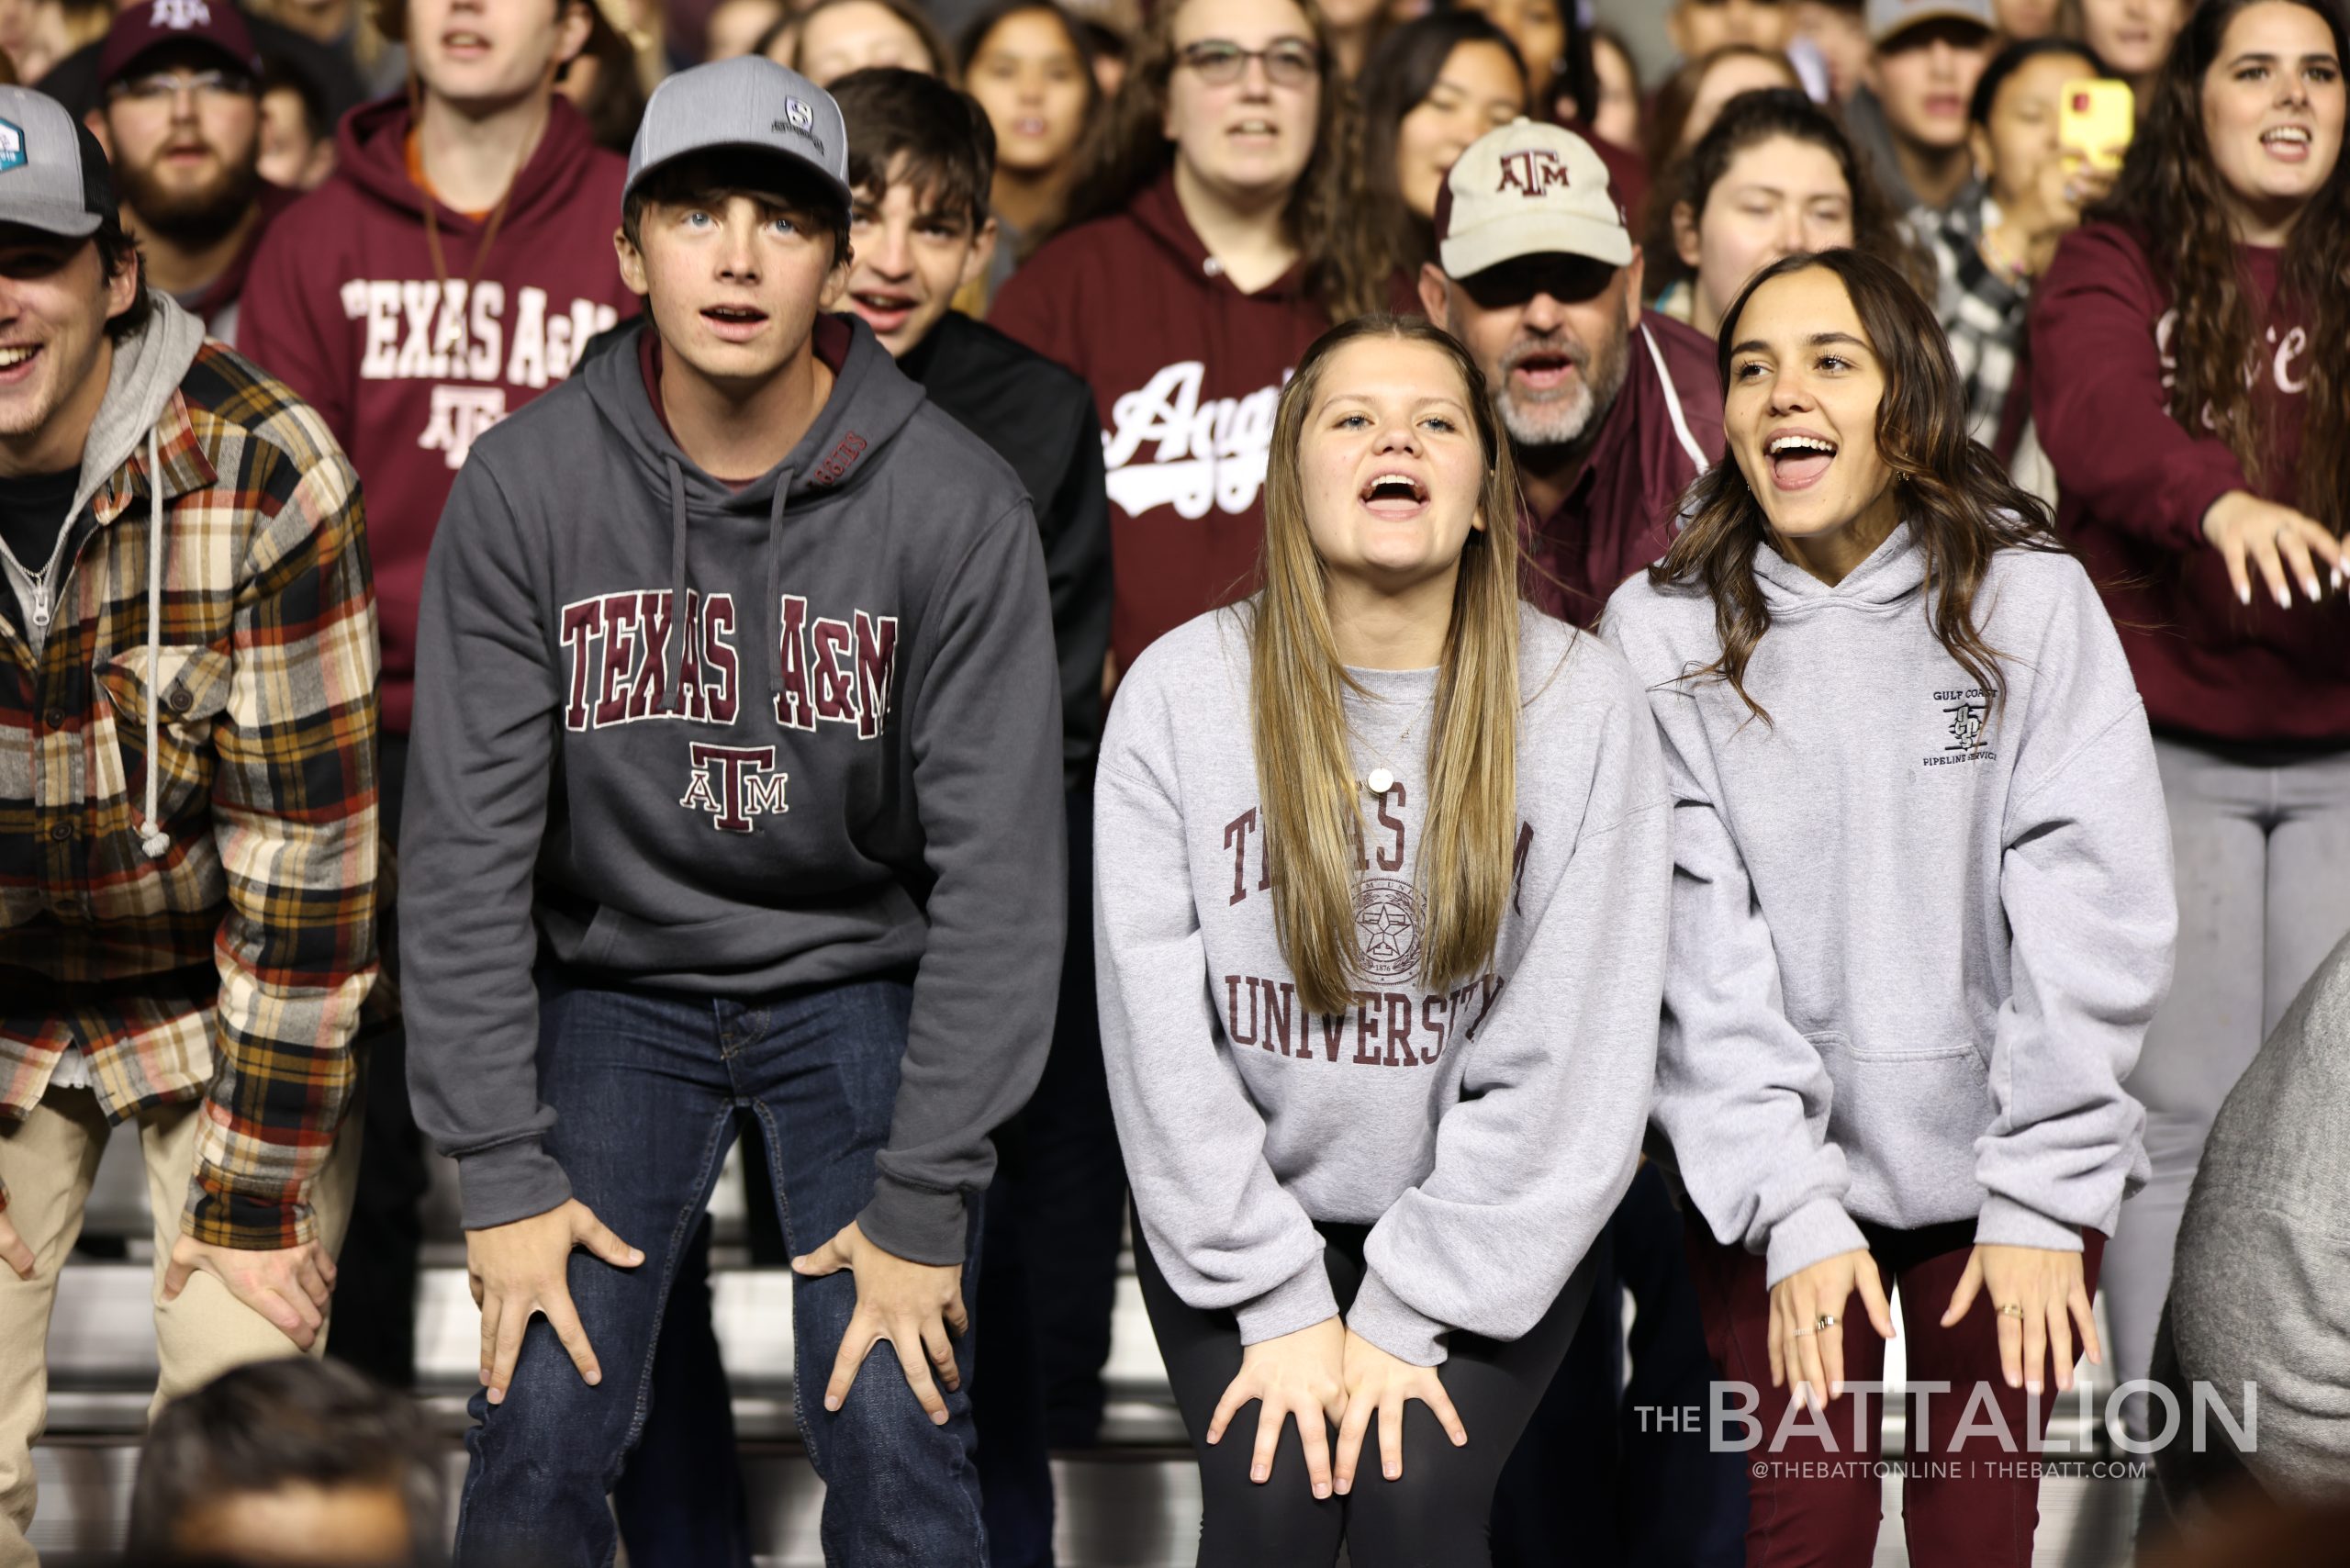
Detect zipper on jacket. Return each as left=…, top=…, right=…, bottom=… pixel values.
left=30, top=570, right=50, bottom=630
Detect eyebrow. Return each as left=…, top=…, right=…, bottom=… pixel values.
left=2224, top=50, right=2342, bottom=66
left=1727, top=330, right=1870, bottom=356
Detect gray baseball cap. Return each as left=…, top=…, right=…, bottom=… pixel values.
left=0, top=86, right=116, bottom=241
left=624, top=56, right=851, bottom=213
left=1866, top=0, right=1997, bottom=45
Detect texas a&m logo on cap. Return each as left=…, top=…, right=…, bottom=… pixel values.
left=784, top=97, right=813, bottom=131
left=0, top=121, right=22, bottom=174
left=1495, top=148, right=1570, bottom=197
left=151, top=0, right=213, bottom=28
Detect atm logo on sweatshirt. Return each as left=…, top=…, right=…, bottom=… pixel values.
left=1101, top=361, right=1283, bottom=521
left=339, top=278, right=622, bottom=466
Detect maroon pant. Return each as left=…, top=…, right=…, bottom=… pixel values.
left=1684, top=1216, right=2106, bottom=1568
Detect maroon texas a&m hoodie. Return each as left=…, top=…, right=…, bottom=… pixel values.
left=2032, top=222, right=2348, bottom=745
left=990, top=173, right=1332, bottom=673
left=240, top=96, right=640, bottom=734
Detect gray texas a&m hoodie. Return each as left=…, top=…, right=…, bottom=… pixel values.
left=399, top=314, right=1065, bottom=1264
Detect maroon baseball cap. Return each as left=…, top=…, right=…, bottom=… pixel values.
left=97, top=0, right=262, bottom=93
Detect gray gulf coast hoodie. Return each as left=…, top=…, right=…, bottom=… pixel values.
left=1604, top=526, right=2173, bottom=1287
left=399, top=315, right=1066, bottom=1264
left=1094, top=606, right=1670, bottom=1366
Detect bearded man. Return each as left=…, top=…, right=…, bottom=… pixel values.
left=90, top=0, right=288, bottom=346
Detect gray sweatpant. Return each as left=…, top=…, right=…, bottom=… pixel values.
left=2104, top=736, right=2350, bottom=1434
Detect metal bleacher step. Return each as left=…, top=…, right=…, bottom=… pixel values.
left=35, top=1128, right=2144, bottom=1566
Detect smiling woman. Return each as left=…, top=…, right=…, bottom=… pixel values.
left=2030, top=0, right=2350, bottom=1438
left=1605, top=250, right=2173, bottom=1568
left=1093, top=311, right=1669, bottom=1567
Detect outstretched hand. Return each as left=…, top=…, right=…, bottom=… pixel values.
left=792, top=1221, right=968, bottom=1426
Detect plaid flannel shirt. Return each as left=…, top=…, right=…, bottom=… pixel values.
left=1921, top=194, right=2030, bottom=449
left=0, top=339, right=380, bottom=1249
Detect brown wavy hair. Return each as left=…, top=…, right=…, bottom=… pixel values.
left=1050, top=0, right=1385, bottom=321
left=1351, top=10, right=1529, bottom=288
left=1646, top=250, right=2065, bottom=723
left=1645, top=87, right=1935, bottom=311
left=2093, top=0, right=2350, bottom=534
left=1250, top=315, right=1527, bottom=1015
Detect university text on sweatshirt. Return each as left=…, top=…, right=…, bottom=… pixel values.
left=1094, top=607, right=1670, bottom=1367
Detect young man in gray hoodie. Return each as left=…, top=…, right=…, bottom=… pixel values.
left=0, top=87, right=378, bottom=1565
left=397, top=57, right=1064, bottom=1568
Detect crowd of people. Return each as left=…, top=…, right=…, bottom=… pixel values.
left=0, top=0, right=2344, bottom=1565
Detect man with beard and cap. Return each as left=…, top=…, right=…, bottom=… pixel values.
left=88, top=0, right=290, bottom=346
left=1418, top=116, right=1747, bottom=1568
left=1418, top=117, right=1722, bottom=628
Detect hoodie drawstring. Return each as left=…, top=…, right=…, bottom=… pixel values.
left=139, top=422, right=170, bottom=860
left=765, top=473, right=793, bottom=706
left=666, top=455, right=690, bottom=711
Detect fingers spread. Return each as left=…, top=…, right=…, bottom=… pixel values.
left=544, top=1294, right=603, bottom=1387
left=1422, top=1378, right=1469, bottom=1448
left=1301, top=1404, right=1334, bottom=1501
left=1856, top=1259, right=1897, bottom=1339
left=1380, top=1395, right=1404, bottom=1482
left=824, top=1317, right=877, bottom=1413
left=921, top=1318, right=960, bottom=1394
left=1249, top=1400, right=1286, bottom=1486
left=1942, top=1253, right=1983, bottom=1328
left=488, top=1300, right=528, bottom=1406
left=1334, top=1394, right=1371, bottom=1495
left=889, top=1328, right=950, bottom=1426
left=1996, top=1296, right=2025, bottom=1391
left=1206, top=1372, right=1254, bottom=1447
left=2072, top=1283, right=2104, bottom=1366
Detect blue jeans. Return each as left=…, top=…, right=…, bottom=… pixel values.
left=453, top=972, right=987, bottom=1568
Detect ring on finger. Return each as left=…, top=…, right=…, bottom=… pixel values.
left=1790, top=1326, right=1816, bottom=1338
left=1998, top=1302, right=2026, bottom=1319
left=1814, top=1313, right=1839, bottom=1331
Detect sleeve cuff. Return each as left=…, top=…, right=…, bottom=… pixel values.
left=1763, top=1197, right=1869, bottom=1289
left=856, top=1174, right=969, bottom=1268
left=1346, top=1268, right=1449, bottom=1368
left=456, top=1139, right=573, bottom=1232
left=183, top=1186, right=316, bottom=1249
left=1975, top=1194, right=2087, bottom=1253
left=1233, top=1252, right=1340, bottom=1348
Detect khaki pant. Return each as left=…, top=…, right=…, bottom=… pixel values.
left=0, top=1088, right=361, bottom=1568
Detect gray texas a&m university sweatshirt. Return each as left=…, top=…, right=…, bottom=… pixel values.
left=1094, top=606, right=1671, bottom=1367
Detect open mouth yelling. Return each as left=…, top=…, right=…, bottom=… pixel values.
left=1765, top=430, right=1838, bottom=491
left=1509, top=351, right=1579, bottom=395
left=2263, top=125, right=2314, bottom=163
left=849, top=291, right=916, bottom=335
left=1360, top=471, right=1429, bottom=519
left=700, top=304, right=769, bottom=342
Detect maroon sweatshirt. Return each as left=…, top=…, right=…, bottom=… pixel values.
left=989, top=174, right=1333, bottom=671
left=239, top=97, right=639, bottom=734
left=1522, top=311, right=1723, bottom=627
left=2032, top=222, right=2350, bottom=745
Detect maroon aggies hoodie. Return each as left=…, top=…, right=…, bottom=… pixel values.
left=2032, top=223, right=2349, bottom=745
left=240, top=97, right=639, bottom=734
left=990, top=174, right=1332, bottom=673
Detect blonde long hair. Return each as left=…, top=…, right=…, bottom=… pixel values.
left=1250, top=314, right=1526, bottom=1017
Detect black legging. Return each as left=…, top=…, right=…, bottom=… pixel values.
left=1135, top=1214, right=1596, bottom=1568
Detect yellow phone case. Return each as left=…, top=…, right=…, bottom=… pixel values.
left=2060, top=79, right=2136, bottom=172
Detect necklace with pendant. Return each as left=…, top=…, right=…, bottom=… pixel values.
left=1354, top=689, right=1434, bottom=798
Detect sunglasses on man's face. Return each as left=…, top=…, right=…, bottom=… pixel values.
left=1175, top=39, right=1320, bottom=88
left=1457, top=253, right=1617, bottom=312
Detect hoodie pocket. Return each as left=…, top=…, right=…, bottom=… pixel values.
left=1809, top=1030, right=1991, bottom=1219
left=97, top=644, right=236, bottom=823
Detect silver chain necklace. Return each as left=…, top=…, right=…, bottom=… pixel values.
left=1350, top=689, right=1435, bottom=797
